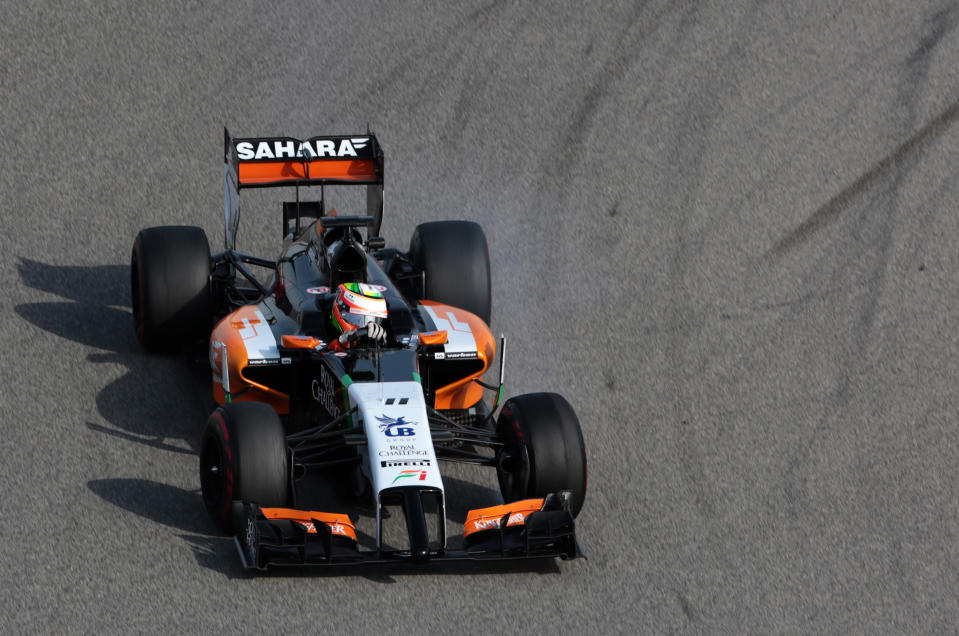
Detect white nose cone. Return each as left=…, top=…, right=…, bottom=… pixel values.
left=349, top=381, right=445, bottom=496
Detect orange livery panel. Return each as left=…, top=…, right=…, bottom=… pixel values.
left=209, top=305, right=289, bottom=414
left=420, top=301, right=495, bottom=410
left=463, top=499, right=544, bottom=538
left=259, top=507, right=357, bottom=540
left=238, top=158, right=377, bottom=186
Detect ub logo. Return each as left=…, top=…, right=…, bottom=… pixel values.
left=375, top=414, right=416, bottom=437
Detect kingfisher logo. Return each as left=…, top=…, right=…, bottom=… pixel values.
left=391, top=469, right=427, bottom=484
left=235, top=137, right=370, bottom=160
left=376, top=414, right=416, bottom=438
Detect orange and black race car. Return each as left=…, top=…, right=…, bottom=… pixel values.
left=130, top=130, right=586, bottom=569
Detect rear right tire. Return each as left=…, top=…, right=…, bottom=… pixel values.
left=408, top=220, right=492, bottom=325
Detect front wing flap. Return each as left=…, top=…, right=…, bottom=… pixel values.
left=462, top=494, right=581, bottom=560
left=236, top=505, right=361, bottom=569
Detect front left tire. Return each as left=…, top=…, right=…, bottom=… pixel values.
left=199, top=402, right=290, bottom=534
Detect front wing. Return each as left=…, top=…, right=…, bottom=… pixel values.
left=234, top=497, right=585, bottom=570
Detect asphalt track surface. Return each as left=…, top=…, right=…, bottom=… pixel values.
left=3, top=2, right=959, bottom=632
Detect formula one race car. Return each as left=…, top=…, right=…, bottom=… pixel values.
left=130, top=130, right=586, bottom=569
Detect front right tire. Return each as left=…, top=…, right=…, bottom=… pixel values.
left=495, top=392, right=587, bottom=517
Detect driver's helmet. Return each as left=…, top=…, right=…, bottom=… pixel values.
left=331, top=282, right=388, bottom=333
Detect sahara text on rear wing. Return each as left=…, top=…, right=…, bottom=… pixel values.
left=223, top=128, right=384, bottom=248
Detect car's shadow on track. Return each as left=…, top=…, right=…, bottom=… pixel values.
left=15, top=258, right=212, bottom=453
left=16, top=258, right=240, bottom=573
left=87, top=477, right=246, bottom=577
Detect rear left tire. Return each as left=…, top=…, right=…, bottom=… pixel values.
left=131, top=225, right=211, bottom=352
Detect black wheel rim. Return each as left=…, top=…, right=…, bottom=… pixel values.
left=200, top=437, right=226, bottom=517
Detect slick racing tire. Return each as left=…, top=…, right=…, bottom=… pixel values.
left=199, top=402, right=290, bottom=534
left=495, top=393, right=587, bottom=517
left=409, top=220, right=492, bottom=325
left=131, top=225, right=211, bottom=352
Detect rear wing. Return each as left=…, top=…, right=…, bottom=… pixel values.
left=223, top=129, right=384, bottom=248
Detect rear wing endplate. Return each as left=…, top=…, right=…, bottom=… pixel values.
left=223, top=129, right=384, bottom=248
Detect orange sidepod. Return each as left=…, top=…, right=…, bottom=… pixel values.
left=259, top=507, right=357, bottom=540
left=209, top=305, right=290, bottom=414
left=463, top=499, right=545, bottom=539
left=420, top=301, right=495, bottom=410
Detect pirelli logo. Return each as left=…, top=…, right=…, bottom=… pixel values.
left=381, top=460, right=431, bottom=468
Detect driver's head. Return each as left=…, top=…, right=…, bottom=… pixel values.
left=331, top=282, right=388, bottom=333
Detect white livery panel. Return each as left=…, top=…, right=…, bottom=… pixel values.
left=239, top=310, right=279, bottom=361
left=422, top=305, right=478, bottom=357
left=347, top=381, right=445, bottom=495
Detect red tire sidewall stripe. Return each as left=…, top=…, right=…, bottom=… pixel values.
left=211, top=411, right=234, bottom=523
